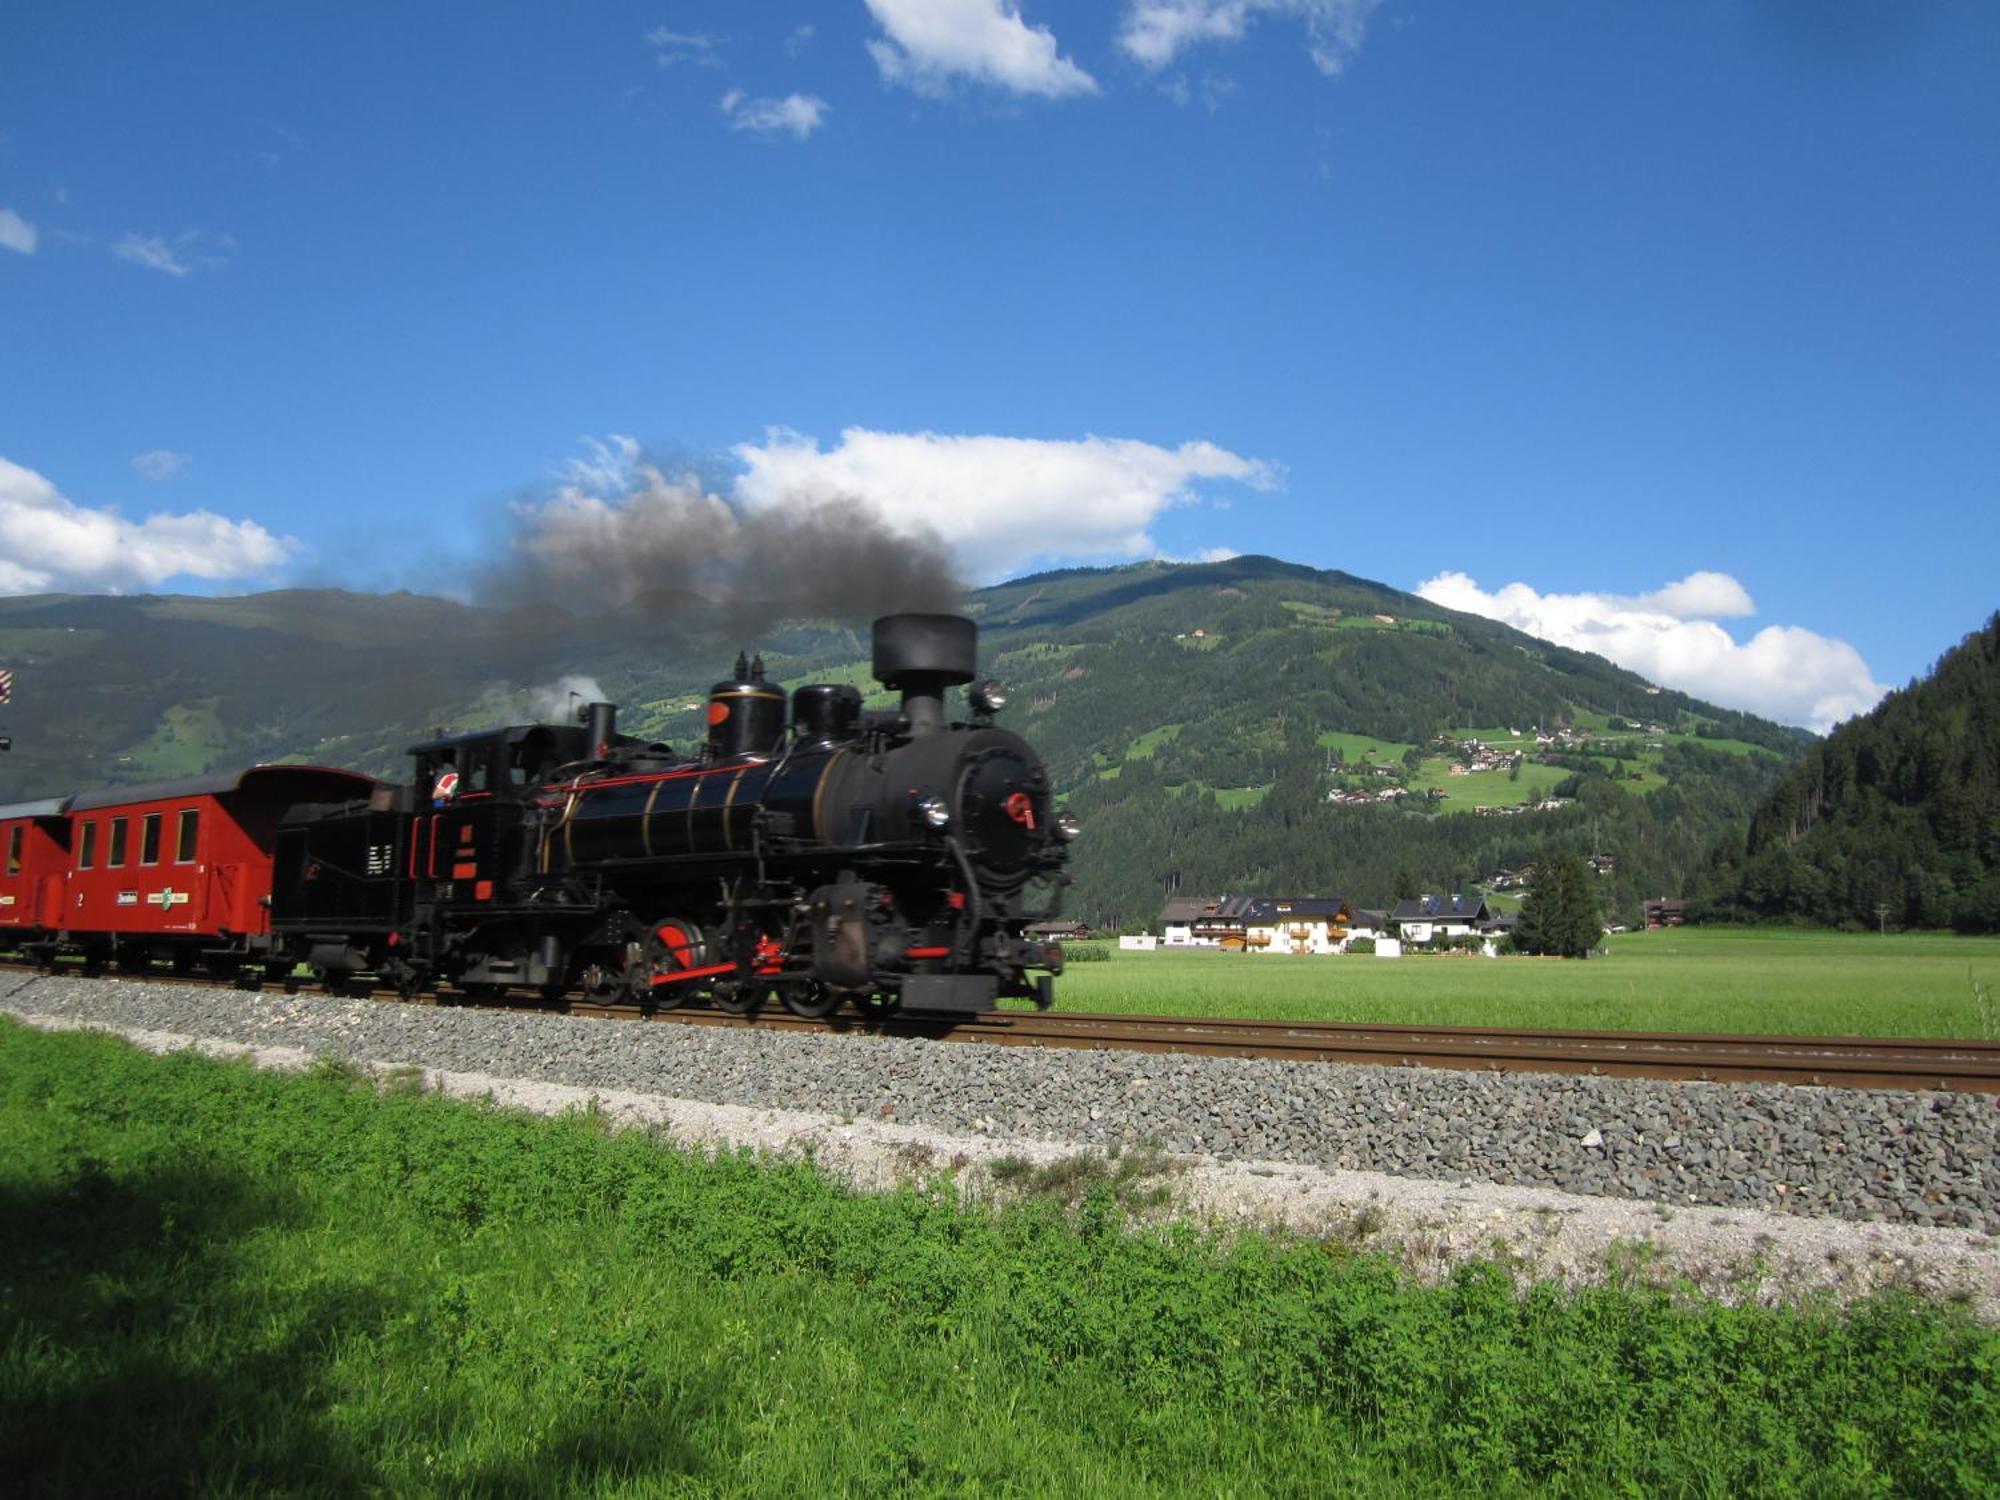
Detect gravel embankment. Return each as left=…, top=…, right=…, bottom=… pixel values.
left=5, top=971, right=1995, bottom=1234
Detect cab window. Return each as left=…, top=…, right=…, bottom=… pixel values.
left=108, top=817, right=129, bottom=868
left=79, top=822, right=97, bottom=870
left=141, top=813, right=163, bottom=866
left=5, top=826, right=20, bottom=877
left=176, top=809, right=200, bottom=863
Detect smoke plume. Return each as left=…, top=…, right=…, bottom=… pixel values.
left=484, top=437, right=960, bottom=622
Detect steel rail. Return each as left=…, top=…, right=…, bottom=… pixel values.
left=5, top=957, right=1998, bottom=1093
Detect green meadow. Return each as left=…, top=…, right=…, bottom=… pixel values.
left=4, top=1020, right=1994, bottom=1498
left=1046, top=928, right=2000, bottom=1039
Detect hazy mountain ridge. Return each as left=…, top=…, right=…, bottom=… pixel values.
left=0, top=557, right=1813, bottom=924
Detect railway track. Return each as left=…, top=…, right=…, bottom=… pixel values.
left=8, top=957, right=1998, bottom=1093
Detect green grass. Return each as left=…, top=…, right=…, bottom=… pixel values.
left=1403, top=758, right=1572, bottom=809
left=1315, top=729, right=1416, bottom=763
left=113, top=697, right=228, bottom=779
left=4, top=1020, right=1994, bottom=1497
left=1046, top=928, right=2000, bottom=1038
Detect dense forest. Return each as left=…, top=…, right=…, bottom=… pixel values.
left=1690, top=614, right=2000, bottom=932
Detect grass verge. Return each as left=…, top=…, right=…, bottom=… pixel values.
left=1045, top=928, right=2000, bottom=1037
left=2, top=1018, right=1995, bottom=1496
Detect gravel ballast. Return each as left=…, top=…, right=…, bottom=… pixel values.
left=4, top=972, right=1997, bottom=1307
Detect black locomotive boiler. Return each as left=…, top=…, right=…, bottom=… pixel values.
left=270, top=613, right=1075, bottom=1016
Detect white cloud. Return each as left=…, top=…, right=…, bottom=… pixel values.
left=1415, top=569, right=1888, bottom=732
left=719, top=90, right=829, bottom=140
left=0, top=207, right=37, bottom=255
left=646, top=28, right=723, bottom=67
left=1120, top=0, right=1381, bottom=76
left=731, top=427, right=1274, bottom=581
left=112, top=229, right=234, bottom=277
left=131, top=449, right=192, bottom=482
left=113, top=234, right=191, bottom=276
left=786, top=24, right=817, bottom=57
left=864, top=0, right=1097, bottom=98
left=0, top=456, right=293, bottom=594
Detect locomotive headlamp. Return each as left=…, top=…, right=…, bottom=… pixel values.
left=916, top=793, right=953, bottom=830
left=1053, top=812, right=1081, bottom=842
left=970, top=679, right=1008, bottom=715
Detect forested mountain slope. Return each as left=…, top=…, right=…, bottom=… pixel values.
left=1692, top=614, right=2000, bottom=931
left=0, top=556, right=1810, bottom=926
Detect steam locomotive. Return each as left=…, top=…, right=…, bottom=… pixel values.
left=261, top=611, right=1074, bottom=1016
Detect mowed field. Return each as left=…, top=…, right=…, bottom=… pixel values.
left=1043, top=928, right=2000, bottom=1039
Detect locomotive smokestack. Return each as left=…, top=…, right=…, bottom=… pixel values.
left=582, top=701, right=617, bottom=761
left=873, top=613, right=976, bottom=737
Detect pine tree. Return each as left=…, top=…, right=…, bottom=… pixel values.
left=1517, top=852, right=1600, bottom=958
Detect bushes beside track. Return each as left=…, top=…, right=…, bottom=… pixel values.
left=2, top=1018, right=1995, bottom=1497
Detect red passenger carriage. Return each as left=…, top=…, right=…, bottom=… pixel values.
left=50, top=766, right=376, bottom=969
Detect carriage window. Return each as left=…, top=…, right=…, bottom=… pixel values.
left=5, top=826, right=19, bottom=876
left=176, top=809, right=200, bottom=863
left=141, top=813, right=163, bottom=866
left=109, top=818, right=128, bottom=868
left=79, top=822, right=97, bottom=870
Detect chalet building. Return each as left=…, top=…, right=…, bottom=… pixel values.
left=1242, top=897, right=1353, bottom=955
left=1157, top=894, right=1257, bottom=948
left=1026, top=920, right=1092, bottom=942
left=1390, top=894, right=1491, bottom=946
left=1643, top=897, right=1687, bottom=930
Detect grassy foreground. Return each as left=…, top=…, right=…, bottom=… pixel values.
left=1045, top=927, right=2000, bottom=1038
left=3, top=1021, right=1996, bottom=1496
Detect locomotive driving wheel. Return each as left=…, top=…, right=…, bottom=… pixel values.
left=779, top=980, right=841, bottom=1020
left=635, top=919, right=705, bottom=1012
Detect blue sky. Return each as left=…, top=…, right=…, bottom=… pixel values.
left=2, top=1, right=1994, bottom=729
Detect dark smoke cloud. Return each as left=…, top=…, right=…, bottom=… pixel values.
left=478, top=440, right=961, bottom=624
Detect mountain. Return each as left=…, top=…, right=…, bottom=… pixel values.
left=0, top=557, right=1811, bottom=926
left=1690, top=613, right=2000, bottom=932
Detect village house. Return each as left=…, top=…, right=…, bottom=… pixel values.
left=1156, top=894, right=1257, bottom=948
left=1390, top=894, right=1491, bottom=946
left=1241, top=897, right=1353, bottom=955
left=1643, top=897, right=1687, bottom=929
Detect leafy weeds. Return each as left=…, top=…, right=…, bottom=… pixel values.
left=2, top=1016, right=1995, bottom=1498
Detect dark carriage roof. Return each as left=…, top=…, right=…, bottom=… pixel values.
left=68, top=765, right=378, bottom=812
left=406, top=722, right=576, bottom=756
left=0, top=796, right=70, bottom=821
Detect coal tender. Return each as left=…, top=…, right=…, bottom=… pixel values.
left=271, top=613, right=1076, bottom=1017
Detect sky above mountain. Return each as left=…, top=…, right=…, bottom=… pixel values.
left=2, top=1, right=1994, bottom=732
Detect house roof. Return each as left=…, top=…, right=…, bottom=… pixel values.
left=1157, top=894, right=1260, bottom=925
left=1350, top=908, right=1388, bottom=929
left=1390, top=895, right=1490, bottom=923
left=1242, top=896, right=1352, bottom=923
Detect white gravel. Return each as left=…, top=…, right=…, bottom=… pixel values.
left=11, top=1006, right=2000, bottom=1323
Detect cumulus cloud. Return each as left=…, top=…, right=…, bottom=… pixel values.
left=865, top=0, right=1097, bottom=98
left=719, top=89, right=829, bottom=140
left=0, top=456, right=292, bottom=594
left=0, top=207, right=37, bottom=255
left=1120, top=0, right=1381, bottom=76
left=732, top=427, right=1275, bottom=581
left=131, top=449, right=192, bottom=482
left=1415, top=569, right=1888, bottom=732
left=646, top=28, right=723, bottom=67
left=112, top=230, right=234, bottom=277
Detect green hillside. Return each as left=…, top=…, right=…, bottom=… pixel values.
left=1692, top=613, right=2000, bottom=932
left=0, top=557, right=1810, bottom=926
